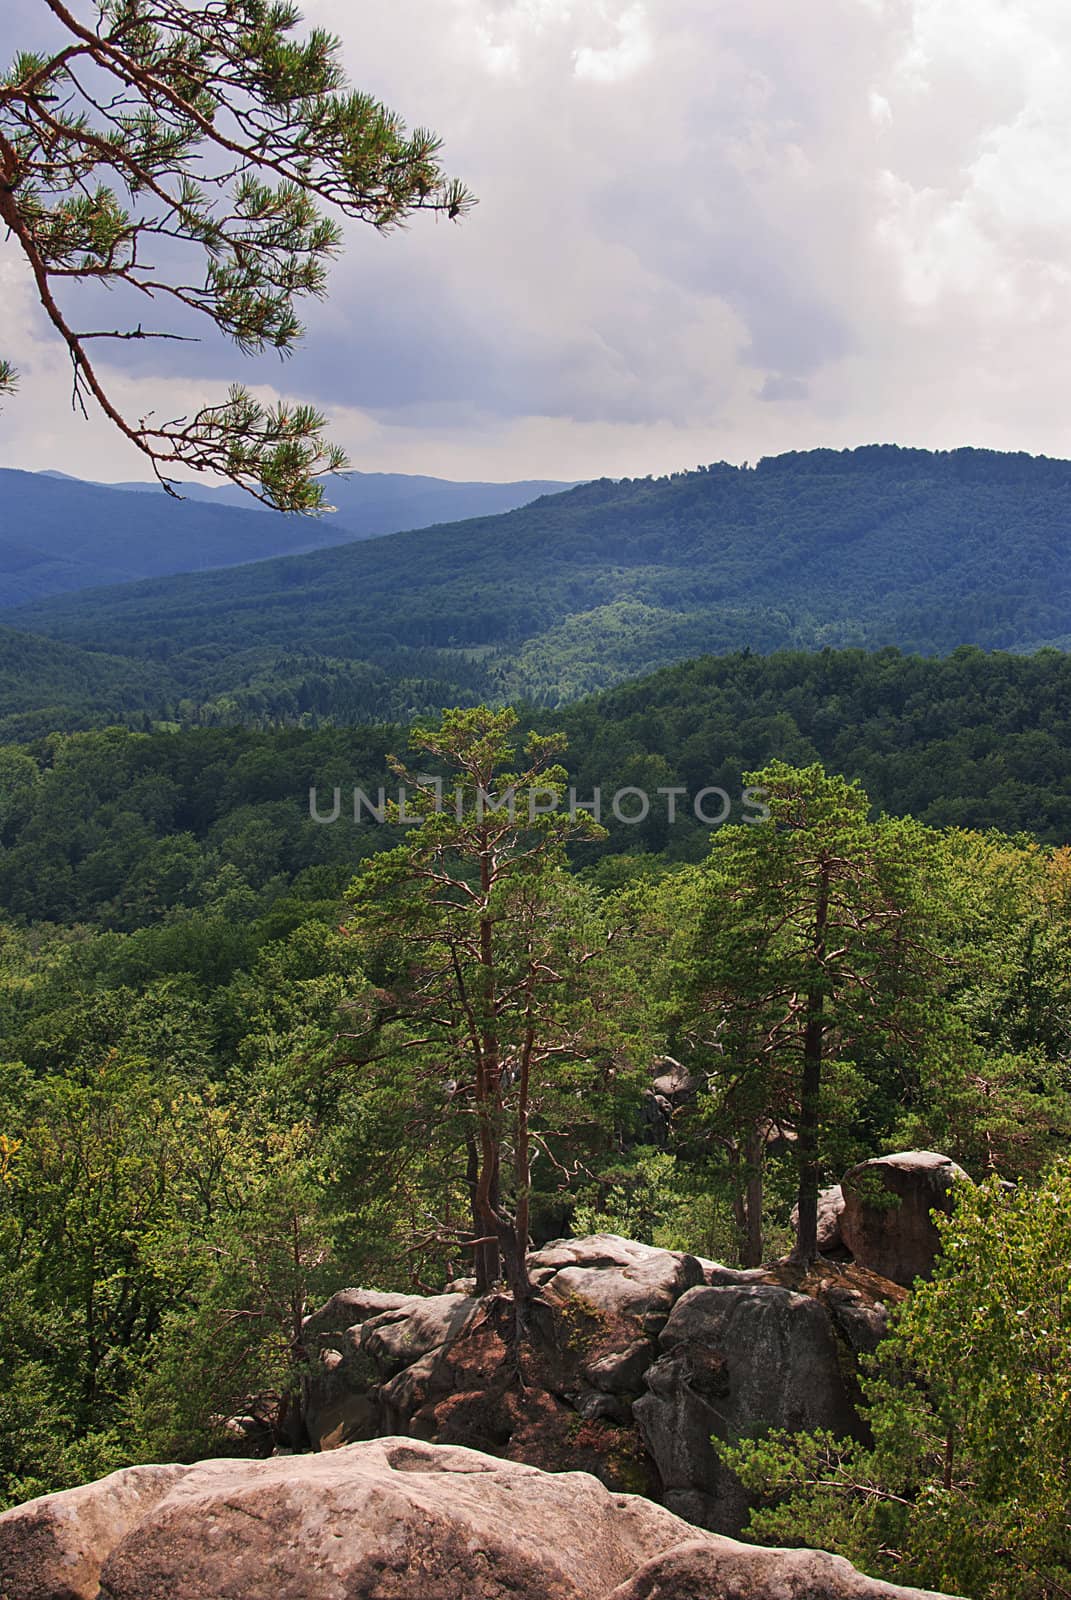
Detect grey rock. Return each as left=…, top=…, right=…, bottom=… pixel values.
left=634, top=1283, right=860, bottom=1534
left=358, top=1292, right=478, bottom=1379
left=791, top=1184, right=847, bottom=1254
left=533, top=1235, right=705, bottom=1336
left=650, top=1057, right=696, bottom=1102
left=92, top=1439, right=698, bottom=1600
left=841, top=1152, right=969, bottom=1287
left=1, top=1441, right=964, bottom=1600
left=604, top=1535, right=964, bottom=1599
left=584, top=1338, right=656, bottom=1396
left=301, top=1287, right=417, bottom=1350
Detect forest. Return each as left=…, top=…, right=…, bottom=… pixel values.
left=2, top=662, right=1071, bottom=1598
left=1, top=0, right=1069, bottom=1588
left=7, top=446, right=1071, bottom=726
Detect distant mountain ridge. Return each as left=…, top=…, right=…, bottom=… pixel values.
left=0, top=467, right=576, bottom=607
left=4, top=444, right=1071, bottom=725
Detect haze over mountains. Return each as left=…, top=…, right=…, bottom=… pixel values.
left=0, top=467, right=575, bottom=607
left=3, top=444, right=1071, bottom=734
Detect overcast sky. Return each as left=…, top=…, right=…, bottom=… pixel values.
left=4, top=0, right=1071, bottom=483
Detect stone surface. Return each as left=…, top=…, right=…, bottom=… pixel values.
left=296, top=1241, right=900, bottom=1511
left=604, top=1537, right=962, bottom=1600
left=531, top=1234, right=705, bottom=1336
left=93, top=1440, right=700, bottom=1600
left=0, top=1464, right=189, bottom=1600
left=302, top=1290, right=479, bottom=1449
left=841, top=1152, right=969, bottom=1286
left=1, top=1441, right=963, bottom=1600
left=650, top=1058, right=695, bottom=1102
left=791, top=1184, right=847, bottom=1255
left=634, top=1281, right=860, bottom=1533
left=359, top=1292, right=479, bottom=1378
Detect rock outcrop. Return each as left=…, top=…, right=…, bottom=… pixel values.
left=0, top=1439, right=963, bottom=1600
left=297, top=1235, right=902, bottom=1536
left=841, top=1152, right=968, bottom=1286
left=791, top=1182, right=847, bottom=1255
left=634, top=1274, right=862, bottom=1531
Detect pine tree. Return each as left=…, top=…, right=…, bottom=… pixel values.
left=0, top=1, right=474, bottom=507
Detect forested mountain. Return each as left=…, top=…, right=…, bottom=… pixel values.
left=0, top=468, right=573, bottom=607
left=5, top=445, right=1071, bottom=711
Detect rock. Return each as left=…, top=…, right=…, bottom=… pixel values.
left=532, top=1235, right=705, bottom=1336
left=585, top=1338, right=655, bottom=1395
left=634, top=1282, right=860, bottom=1534
left=704, top=1265, right=772, bottom=1287
left=650, top=1058, right=696, bottom=1102
left=301, top=1287, right=418, bottom=1349
left=1, top=1440, right=964, bottom=1600
left=359, top=1292, right=479, bottom=1378
left=298, top=1242, right=900, bottom=1508
left=92, top=1439, right=703, bottom=1600
left=302, top=1291, right=480, bottom=1450
left=841, top=1152, right=969, bottom=1287
left=604, top=1536, right=961, bottom=1599
left=0, top=1463, right=189, bottom=1600
left=791, top=1184, right=847, bottom=1254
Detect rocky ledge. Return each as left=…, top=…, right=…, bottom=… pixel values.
left=0, top=1437, right=963, bottom=1600
left=297, top=1233, right=904, bottom=1533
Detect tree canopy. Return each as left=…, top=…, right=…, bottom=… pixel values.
left=0, top=0, right=474, bottom=507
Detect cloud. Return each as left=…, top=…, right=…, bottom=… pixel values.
left=4, top=0, right=1071, bottom=483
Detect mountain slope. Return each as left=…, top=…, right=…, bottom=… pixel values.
left=5, top=445, right=1071, bottom=713
left=0, top=625, right=176, bottom=739
left=0, top=468, right=574, bottom=607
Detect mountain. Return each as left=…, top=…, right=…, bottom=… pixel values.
left=107, top=468, right=578, bottom=532
left=5, top=445, right=1071, bottom=718
left=0, top=468, right=575, bottom=607
left=7, top=646, right=1071, bottom=934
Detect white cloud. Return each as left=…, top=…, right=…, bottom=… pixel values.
left=5, top=0, right=1071, bottom=481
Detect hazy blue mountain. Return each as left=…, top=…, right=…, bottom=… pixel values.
left=6, top=445, right=1071, bottom=719
left=105, top=469, right=579, bottom=532
left=0, top=467, right=575, bottom=606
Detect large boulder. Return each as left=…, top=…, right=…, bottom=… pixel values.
left=0, top=1463, right=189, bottom=1600
left=0, top=1440, right=963, bottom=1600
left=296, top=1241, right=899, bottom=1510
left=301, top=1288, right=480, bottom=1449
left=604, top=1537, right=959, bottom=1599
left=634, top=1281, right=861, bottom=1533
left=841, top=1152, right=969, bottom=1287
left=298, top=1237, right=705, bottom=1491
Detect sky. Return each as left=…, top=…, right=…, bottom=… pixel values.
left=3, top=0, right=1071, bottom=483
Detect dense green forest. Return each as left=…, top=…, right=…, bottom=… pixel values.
left=4, top=646, right=1071, bottom=936
left=3, top=689, right=1071, bottom=1600
left=6, top=446, right=1071, bottom=720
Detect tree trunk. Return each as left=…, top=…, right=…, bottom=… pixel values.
left=791, top=861, right=831, bottom=1266
left=743, top=1121, right=765, bottom=1268
left=467, top=1132, right=499, bottom=1294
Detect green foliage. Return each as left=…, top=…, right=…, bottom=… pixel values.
left=345, top=707, right=648, bottom=1297
left=723, top=1165, right=1071, bottom=1600
left=1, top=681, right=1071, bottom=1521
left=13, top=447, right=1071, bottom=701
